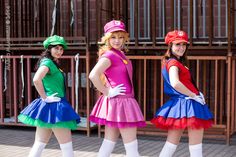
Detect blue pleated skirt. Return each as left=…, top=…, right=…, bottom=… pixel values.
left=18, top=97, right=81, bottom=130
left=151, top=97, right=213, bottom=129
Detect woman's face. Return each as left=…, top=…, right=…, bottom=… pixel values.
left=108, top=33, right=125, bottom=50
left=50, top=45, right=64, bottom=60
left=171, top=42, right=187, bottom=58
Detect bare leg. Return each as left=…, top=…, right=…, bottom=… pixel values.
left=52, top=128, right=72, bottom=144
left=188, top=128, right=204, bottom=157
left=97, top=126, right=120, bottom=157
left=166, top=129, right=183, bottom=145
left=28, top=127, right=52, bottom=157
left=159, top=129, right=183, bottom=157
left=120, top=127, right=137, bottom=143
left=35, top=127, right=52, bottom=142
left=120, top=127, right=139, bottom=157
left=188, top=128, right=204, bottom=145
left=53, top=128, right=74, bottom=157
left=104, top=125, right=120, bottom=141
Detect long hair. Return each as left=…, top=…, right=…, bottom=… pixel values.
left=35, top=45, right=61, bottom=71
left=162, top=43, right=189, bottom=66
left=98, top=31, right=129, bottom=57
left=97, top=31, right=129, bottom=84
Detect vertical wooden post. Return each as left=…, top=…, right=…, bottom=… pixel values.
left=208, top=0, right=213, bottom=46
left=27, top=58, right=32, bottom=104
left=134, top=0, right=138, bottom=47
left=170, top=0, right=174, bottom=30
left=71, top=58, right=75, bottom=108
left=143, top=59, right=147, bottom=120
left=226, top=0, right=232, bottom=145
left=189, top=0, right=193, bottom=46
left=85, top=0, right=91, bottom=137
left=151, top=0, right=156, bottom=47
left=13, top=58, right=17, bottom=123
left=0, top=59, right=3, bottom=123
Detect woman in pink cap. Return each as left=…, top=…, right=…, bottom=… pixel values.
left=151, top=30, right=213, bottom=157
left=89, top=20, right=146, bottom=157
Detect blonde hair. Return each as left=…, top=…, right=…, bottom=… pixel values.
left=98, top=31, right=129, bottom=84
left=98, top=31, right=129, bottom=57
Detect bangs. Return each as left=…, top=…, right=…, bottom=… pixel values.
left=101, top=31, right=129, bottom=44
left=112, top=31, right=127, bottom=37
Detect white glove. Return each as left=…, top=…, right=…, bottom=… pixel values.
left=42, top=93, right=61, bottom=103
left=107, top=84, right=126, bottom=98
left=185, top=94, right=205, bottom=105
left=199, top=92, right=206, bottom=104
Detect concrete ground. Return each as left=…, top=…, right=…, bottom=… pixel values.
left=0, top=126, right=236, bottom=157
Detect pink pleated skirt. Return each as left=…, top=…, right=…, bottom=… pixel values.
left=89, top=95, right=146, bottom=128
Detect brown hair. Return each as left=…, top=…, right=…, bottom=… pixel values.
left=35, top=45, right=61, bottom=71
left=162, top=43, right=189, bottom=66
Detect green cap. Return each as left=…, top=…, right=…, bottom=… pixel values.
left=43, top=35, right=68, bottom=49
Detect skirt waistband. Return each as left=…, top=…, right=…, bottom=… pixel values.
left=109, top=94, right=134, bottom=99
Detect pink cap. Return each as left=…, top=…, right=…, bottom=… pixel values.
left=104, top=20, right=126, bottom=34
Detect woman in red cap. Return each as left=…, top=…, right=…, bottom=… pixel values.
left=89, top=20, right=146, bottom=157
left=18, top=35, right=80, bottom=157
left=151, top=30, right=213, bottom=157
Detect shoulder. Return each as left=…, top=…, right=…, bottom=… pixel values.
left=166, top=59, right=182, bottom=71
left=100, top=50, right=114, bottom=58
left=39, top=58, right=57, bottom=74
left=99, top=50, right=117, bottom=62
left=40, top=58, right=54, bottom=66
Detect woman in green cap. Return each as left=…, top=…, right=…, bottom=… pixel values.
left=18, top=35, right=80, bottom=157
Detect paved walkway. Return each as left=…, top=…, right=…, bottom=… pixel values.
left=0, top=126, right=236, bottom=157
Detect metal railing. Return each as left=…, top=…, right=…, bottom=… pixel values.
left=0, top=54, right=95, bottom=136
left=0, top=53, right=235, bottom=143
left=94, top=54, right=234, bottom=144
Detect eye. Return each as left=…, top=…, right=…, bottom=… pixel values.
left=54, top=46, right=64, bottom=51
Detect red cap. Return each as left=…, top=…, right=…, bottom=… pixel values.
left=104, top=20, right=126, bottom=34
left=165, top=30, right=188, bottom=45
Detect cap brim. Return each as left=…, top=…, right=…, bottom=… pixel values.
left=105, top=28, right=126, bottom=34
left=50, top=42, right=68, bottom=50
left=172, top=39, right=188, bottom=44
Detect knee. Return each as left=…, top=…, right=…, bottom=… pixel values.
left=36, top=137, right=50, bottom=143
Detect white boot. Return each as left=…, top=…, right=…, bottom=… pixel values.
left=189, top=143, right=203, bottom=157
left=159, top=141, right=177, bottom=157
left=97, top=139, right=116, bottom=157
left=124, top=140, right=140, bottom=157
left=28, top=141, right=46, bottom=157
left=60, top=141, right=74, bottom=157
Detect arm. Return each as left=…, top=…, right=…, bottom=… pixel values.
left=33, top=66, right=49, bottom=99
left=169, top=66, right=196, bottom=98
left=89, top=57, right=111, bottom=96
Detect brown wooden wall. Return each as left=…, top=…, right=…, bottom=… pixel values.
left=0, top=0, right=235, bottom=53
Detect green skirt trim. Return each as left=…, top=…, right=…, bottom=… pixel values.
left=18, top=114, right=78, bottom=130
